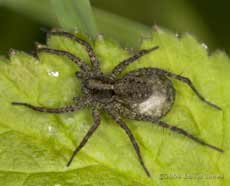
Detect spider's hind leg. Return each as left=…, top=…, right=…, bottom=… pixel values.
left=165, top=72, right=222, bottom=110
left=126, top=68, right=222, bottom=110
left=156, top=120, right=224, bottom=152
left=133, top=113, right=224, bottom=153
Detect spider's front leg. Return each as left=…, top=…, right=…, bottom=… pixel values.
left=111, top=46, right=159, bottom=78
left=36, top=46, right=90, bottom=72
left=12, top=96, right=88, bottom=113
left=47, top=29, right=100, bottom=71
left=105, top=106, right=151, bottom=177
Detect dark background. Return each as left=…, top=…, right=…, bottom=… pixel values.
left=0, top=0, right=230, bottom=55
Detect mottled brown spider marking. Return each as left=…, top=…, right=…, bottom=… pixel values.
left=12, top=30, right=223, bottom=177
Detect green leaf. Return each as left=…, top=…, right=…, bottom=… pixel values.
left=0, top=0, right=57, bottom=25
left=94, top=8, right=151, bottom=48
left=0, top=0, right=150, bottom=47
left=0, top=29, right=229, bottom=186
left=0, top=0, right=216, bottom=48
left=51, top=0, right=98, bottom=38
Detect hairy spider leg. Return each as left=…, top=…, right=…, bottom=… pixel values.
left=48, top=29, right=100, bottom=71
left=157, top=120, right=224, bottom=152
left=107, top=108, right=151, bottom=177
left=111, top=46, right=159, bottom=77
left=67, top=105, right=101, bottom=166
left=132, top=114, right=223, bottom=153
left=126, top=68, right=222, bottom=110
left=166, top=72, right=222, bottom=110
left=12, top=97, right=87, bottom=113
left=36, top=47, right=90, bottom=72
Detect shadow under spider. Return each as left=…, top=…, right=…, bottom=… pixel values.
left=12, top=29, right=223, bottom=177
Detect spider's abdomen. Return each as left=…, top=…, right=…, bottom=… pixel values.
left=115, top=74, right=175, bottom=119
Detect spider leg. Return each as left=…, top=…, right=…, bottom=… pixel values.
left=156, top=120, right=224, bottom=152
left=126, top=68, right=222, bottom=110
left=12, top=97, right=88, bottom=113
left=106, top=108, right=151, bottom=177
left=165, top=72, right=222, bottom=110
left=66, top=105, right=101, bottom=166
left=111, top=46, right=159, bottom=77
left=132, top=114, right=224, bottom=153
left=36, top=46, right=90, bottom=72
left=48, top=29, right=100, bottom=71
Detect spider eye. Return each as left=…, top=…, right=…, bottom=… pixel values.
left=76, top=71, right=84, bottom=78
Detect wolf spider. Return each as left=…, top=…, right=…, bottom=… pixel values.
left=12, top=29, right=223, bottom=177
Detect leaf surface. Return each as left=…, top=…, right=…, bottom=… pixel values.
left=0, top=29, right=229, bottom=185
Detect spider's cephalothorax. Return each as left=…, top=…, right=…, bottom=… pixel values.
left=12, top=29, right=223, bottom=177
